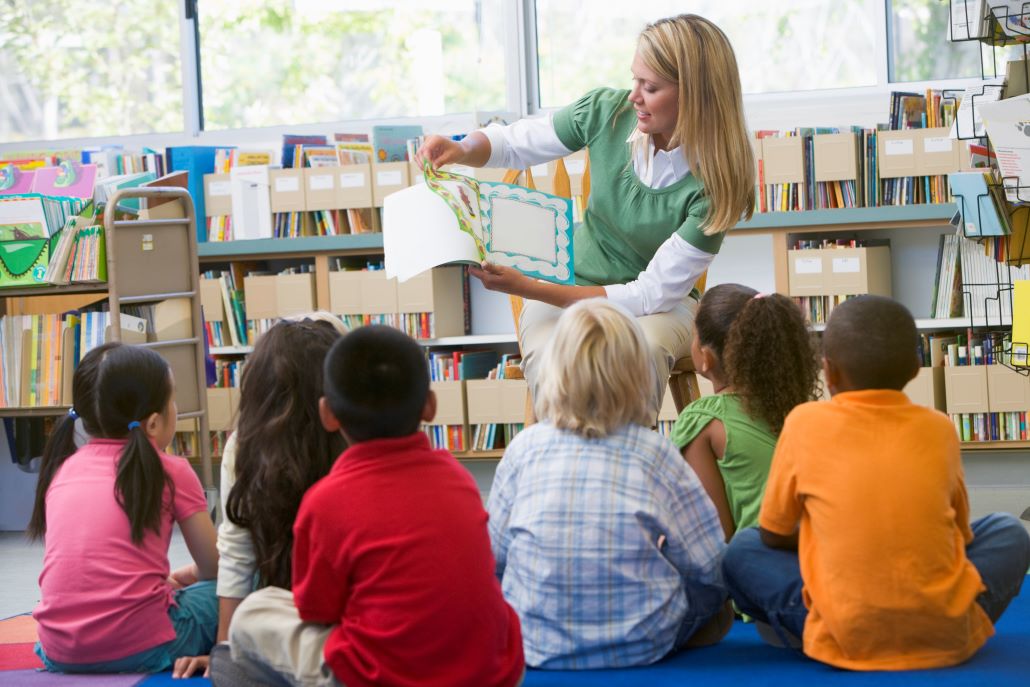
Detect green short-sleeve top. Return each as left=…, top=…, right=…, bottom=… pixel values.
left=669, top=393, right=777, bottom=532
left=552, top=87, right=724, bottom=287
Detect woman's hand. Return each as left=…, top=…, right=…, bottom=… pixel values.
left=415, top=135, right=466, bottom=170
left=172, top=654, right=210, bottom=679
left=469, top=262, right=532, bottom=296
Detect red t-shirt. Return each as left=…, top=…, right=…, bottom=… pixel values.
left=292, top=433, right=523, bottom=687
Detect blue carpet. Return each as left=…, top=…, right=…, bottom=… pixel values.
left=133, top=586, right=1030, bottom=687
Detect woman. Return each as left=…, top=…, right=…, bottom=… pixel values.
left=417, top=14, right=754, bottom=415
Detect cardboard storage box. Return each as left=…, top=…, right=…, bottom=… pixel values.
left=787, top=246, right=891, bottom=297
left=465, top=379, right=529, bottom=426
left=903, top=366, right=946, bottom=410
left=372, top=162, right=409, bottom=207
left=761, top=136, right=805, bottom=185
left=427, top=381, right=466, bottom=427
left=395, top=267, right=465, bottom=338
left=944, top=365, right=990, bottom=414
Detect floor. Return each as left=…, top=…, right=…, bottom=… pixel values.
left=0, top=530, right=193, bottom=620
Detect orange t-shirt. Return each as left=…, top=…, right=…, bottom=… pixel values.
left=760, top=390, right=993, bottom=670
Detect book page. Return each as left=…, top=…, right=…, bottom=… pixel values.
left=383, top=183, right=482, bottom=283
left=480, top=182, right=574, bottom=285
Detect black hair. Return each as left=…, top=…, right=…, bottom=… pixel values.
left=822, top=295, right=920, bottom=391
left=226, top=318, right=347, bottom=589
left=95, top=345, right=175, bottom=545
left=28, top=341, right=123, bottom=540
left=697, top=284, right=820, bottom=433
left=323, top=325, right=429, bottom=442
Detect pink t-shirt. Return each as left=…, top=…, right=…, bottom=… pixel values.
left=33, top=439, right=208, bottom=663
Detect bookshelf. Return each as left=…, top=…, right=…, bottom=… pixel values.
left=717, top=201, right=1030, bottom=452
left=196, top=234, right=520, bottom=462
left=0, top=187, right=214, bottom=491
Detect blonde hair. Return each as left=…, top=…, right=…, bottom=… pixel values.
left=534, top=299, right=654, bottom=438
left=637, top=14, right=755, bottom=233
left=284, top=310, right=348, bottom=335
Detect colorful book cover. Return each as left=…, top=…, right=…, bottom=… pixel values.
left=372, top=125, right=423, bottom=162
left=31, top=161, right=98, bottom=200
left=383, top=164, right=574, bottom=285
left=282, top=135, right=327, bottom=169
left=0, top=165, right=36, bottom=195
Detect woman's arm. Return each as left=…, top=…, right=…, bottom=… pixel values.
left=470, top=233, right=713, bottom=313
left=417, top=114, right=573, bottom=170
left=470, top=263, right=604, bottom=308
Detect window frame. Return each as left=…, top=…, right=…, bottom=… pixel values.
left=0, top=0, right=996, bottom=151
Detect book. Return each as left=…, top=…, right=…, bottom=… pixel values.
left=949, top=172, right=1009, bottom=237
left=165, top=146, right=228, bottom=240
left=0, top=165, right=36, bottom=195
left=383, top=164, right=574, bottom=285
left=32, top=161, right=97, bottom=200
left=372, top=125, right=423, bottom=162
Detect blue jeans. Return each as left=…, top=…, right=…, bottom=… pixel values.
left=722, top=513, right=1030, bottom=645
left=36, top=579, right=218, bottom=673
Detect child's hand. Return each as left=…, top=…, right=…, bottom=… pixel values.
left=169, top=564, right=199, bottom=589
left=172, top=654, right=209, bottom=678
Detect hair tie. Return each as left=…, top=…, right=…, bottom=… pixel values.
left=127, top=420, right=141, bottom=431
left=68, top=408, right=78, bottom=420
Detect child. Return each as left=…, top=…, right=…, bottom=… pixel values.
left=671, top=284, right=819, bottom=539
left=488, top=299, right=729, bottom=669
left=173, top=314, right=347, bottom=679
left=723, top=295, right=1030, bottom=670
left=30, top=344, right=219, bottom=673
left=220, top=325, right=524, bottom=687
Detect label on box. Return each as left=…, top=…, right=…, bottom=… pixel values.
left=339, top=172, right=365, bottom=188
left=794, top=257, right=822, bottom=274
left=274, top=176, right=300, bottom=193
left=923, top=137, right=953, bottom=154
left=208, top=180, right=231, bottom=196
left=832, top=256, right=861, bottom=273
left=377, top=170, right=402, bottom=186
left=531, top=163, right=549, bottom=177
left=309, top=174, right=333, bottom=191
left=565, top=159, right=586, bottom=174
left=884, top=139, right=914, bottom=156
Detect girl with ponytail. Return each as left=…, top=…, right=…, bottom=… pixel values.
left=670, top=284, right=820, bottom=540
left=31, top=344, right=218, bottom=674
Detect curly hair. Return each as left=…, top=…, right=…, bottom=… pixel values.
left=723, top=294, right=820, bottom=434
left=226, top=318, right=347, bottom=590
left=696, top=284, right=820, bottom=434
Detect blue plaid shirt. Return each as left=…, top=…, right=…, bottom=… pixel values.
left=487, top=422, right=726, bottom=669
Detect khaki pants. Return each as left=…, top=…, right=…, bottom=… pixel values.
left=518, top=296, right=699, bottom=420
left=228, top=587, right=341, bottom=687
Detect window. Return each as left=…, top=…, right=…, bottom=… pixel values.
left=0, top=1, right=183, bottom=142
left=534, top=0, right=879, bottom=109
left=198, top=0, right=509, bottom=130
left=888, top=0, right=982, bottom=82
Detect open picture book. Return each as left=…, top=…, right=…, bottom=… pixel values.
left=383, top=164, right=574, bottom=284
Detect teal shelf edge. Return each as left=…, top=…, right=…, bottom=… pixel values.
left=733, top=203, right=960, bottom=231
left=198, top=234, right=384, bottom=259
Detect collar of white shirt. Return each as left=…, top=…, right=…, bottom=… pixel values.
left=625, top=128, right=691, bottom=188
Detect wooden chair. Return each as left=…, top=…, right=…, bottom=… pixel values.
left=503, top=155, right=705, bottom=422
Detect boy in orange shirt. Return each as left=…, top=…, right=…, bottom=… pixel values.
left=723, top=295, right=1030, bottom=670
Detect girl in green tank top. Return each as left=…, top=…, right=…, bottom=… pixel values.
left=670, top=285, right=820, bottom=539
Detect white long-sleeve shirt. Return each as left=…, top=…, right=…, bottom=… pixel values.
left=215, top=433, right=255, bottom=598
left=479, top=115, right=715, bottom=316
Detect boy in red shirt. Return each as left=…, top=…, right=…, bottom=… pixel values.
left=217, top=326, right=524, bottom=687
